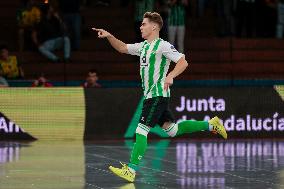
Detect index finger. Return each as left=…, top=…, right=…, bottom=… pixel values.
left=91, top=28, right=101, bottom=31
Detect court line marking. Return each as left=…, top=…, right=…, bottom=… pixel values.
left=90, top=141, right=284, bottom=174
left=87, top=145, right=284, bottom=188
left=85, top=152, right=171, bottom=189
left=90, top=144, right=282, bottom=174
left=86, top=165, right=169, bottom=189
left=86, top=152, right=236, bottom=189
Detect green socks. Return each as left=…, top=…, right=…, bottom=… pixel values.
left=127, top=120, right=210, bottom=171
left=164, top=120, right=210, bottom=137
left=176, top=120, right=209, bottom=136
left=128, top=133, right=147, bottom=171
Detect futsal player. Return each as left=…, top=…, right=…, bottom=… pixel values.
left=92, top=12, right=227, bottom=182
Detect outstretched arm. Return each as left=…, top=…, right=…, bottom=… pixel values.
left=92, top=28, right=128, bottom=54
left=164, top=56, right=188, bottom=91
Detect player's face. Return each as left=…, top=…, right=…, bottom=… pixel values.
left=140, top=18, right=154, bottom=39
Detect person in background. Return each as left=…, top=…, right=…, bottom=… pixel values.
left=216, top=0, right=236, bottom=37
left=134, top=0, right=156, bottom=42
left=0, top=45, right=24, bottom=79
left=57, top=0, right=82, bottom=50
left=32, top=4, right=71, bottom=62
left=275, top=0, right=284, bottom=38
left=0, top=70, right=9, bottom=87
left=82, top=69, right=102, bottom=88
left=17, top=0, right=42, bottom=51
left=168, top=0, right=188, bottom=53
left=31, top=74, right=53, bottom=87
left=96, top=0, right=110, bottom=6
left=156, top=0, right=169, bottom=40
left=235, top=0, right=256, bottom=38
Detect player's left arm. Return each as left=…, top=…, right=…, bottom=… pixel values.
left=164, top=56, right=188, bottom=91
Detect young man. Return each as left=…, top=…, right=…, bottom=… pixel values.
left=32, top=4, right=71, bottom=62
left=92, top=12, right=227, bottom=183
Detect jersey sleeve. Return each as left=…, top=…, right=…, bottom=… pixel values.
left=127, top=42, right=144, bottom=56
left=161, top=41, right=184, bottom=63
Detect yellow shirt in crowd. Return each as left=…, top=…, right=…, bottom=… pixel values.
left=0, top=56, right=21, bottom=79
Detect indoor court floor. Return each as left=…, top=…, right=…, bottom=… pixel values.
left=0, top=139, right=284, bottom=189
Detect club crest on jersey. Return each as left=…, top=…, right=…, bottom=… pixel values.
left=141, top=56, right=148, bottom=67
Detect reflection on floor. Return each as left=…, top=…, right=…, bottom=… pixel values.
left=1, top=139, right=284, bottom=189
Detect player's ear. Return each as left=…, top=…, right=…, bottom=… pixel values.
left=152, top=24, right=156, bottom=31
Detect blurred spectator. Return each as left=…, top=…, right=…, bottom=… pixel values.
left=255, top=0, right=277, bottom=37
left=96, top=0, right=110, bottom=6
left=265, top=0, right=277, bottom=37
left=156, top=0, right=169, bottom=40
left=0, top=71, right=9, bottom=87
left=134, top=0, right=155, bottom=42
left=32, top=4, right=71, bottom=62
left=168, top=0, right=188, bottom=53
left=58, top=0, right=82, bottom=50
left=197, top=0, right=209, bottom=17
left=216, top=0, right=236, bottom=37
left=82, top=69, right=102, bottom=88
left=17, top=0, right=42, bottom=51
left=31, top=74, right=53, bottom=87
left=0, top=45, right=24, bottom=79
left=235, top=0, right=256, bottom=38
left=276, top=0, right=284, bottom=38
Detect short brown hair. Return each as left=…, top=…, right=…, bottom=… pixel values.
left=143, top=12, right=163, bottom=30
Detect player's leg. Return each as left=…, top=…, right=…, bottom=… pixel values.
left=160, top=110, right=227, bottom=139
left=109, top=126, right=149, bottom=182
left=128, top=123, right=149, bottom=173
left=109, top=97, right=166, bottom=182
left=168, top=25, right=177, bottom=46
left=128, top=97, right=167, bottom=173
left=157, top=99, right=210, bottom=136
left=176, top=25, right=185, bottom=53
left=38, top=39, right=59, bottom=62
left=162, top=120, right=209, bottom=136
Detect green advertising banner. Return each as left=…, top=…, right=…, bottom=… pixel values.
left=0, top=88, right=85, bottom=140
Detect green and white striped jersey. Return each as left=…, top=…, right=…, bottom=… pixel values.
left=127, top=38, right=184, bottom=99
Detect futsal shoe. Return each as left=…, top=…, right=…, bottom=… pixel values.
left=109, top=162, right=136, bottom=182
left=209, top=116, right=228, bottom=139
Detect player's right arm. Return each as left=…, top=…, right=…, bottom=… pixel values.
left=92, top=28, right=128, bottom=54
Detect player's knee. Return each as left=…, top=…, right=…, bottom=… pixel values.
left=136, top=123, right=150, bottom=137
left=163, top=123, right=178, bottom=137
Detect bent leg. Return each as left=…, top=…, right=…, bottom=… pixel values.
left=38, top=39, right=58, bottom=62
left=162, top=120, right=210, bottom=137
